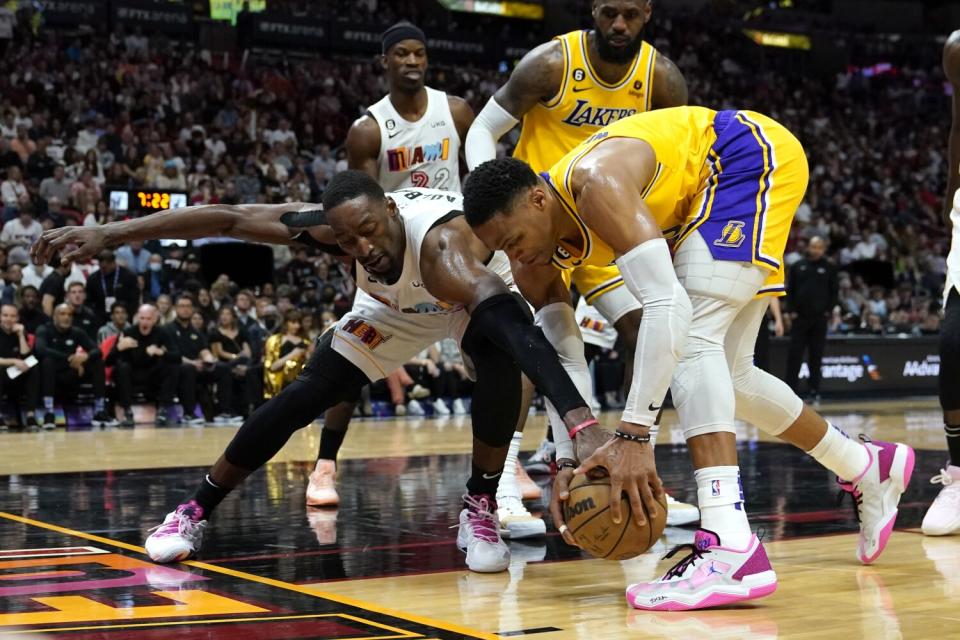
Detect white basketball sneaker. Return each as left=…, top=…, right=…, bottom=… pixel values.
left=145, top=500, right=208, bottom=563
left=306, top=459, right=340, bottom=507
left=837, top=438, right=915, bottom=564
left=665, top=493, right=700, bottom=526
left=456, top=494, right=510, bottom=573
left=921, top=464, right=960, bottom=536
left=496, top=494, right=546, bottom=539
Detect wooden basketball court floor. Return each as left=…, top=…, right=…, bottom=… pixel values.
left=0, top=398, right=956, bottom=639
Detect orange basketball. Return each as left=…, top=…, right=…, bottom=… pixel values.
left=563, top=473, right=667, bottom=560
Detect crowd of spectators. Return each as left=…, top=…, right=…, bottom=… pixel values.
left=0, top=4, right=952, bottom=427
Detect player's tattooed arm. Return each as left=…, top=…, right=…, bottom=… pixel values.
left=944, top=30, right=960, bottom=222
left=345, top=115, right=382, bottom=180
left=31, top=202, right=334, bottom=265
left=493, top=40, right=566, bottom=119
left=650, top=53, right=689, bottom=109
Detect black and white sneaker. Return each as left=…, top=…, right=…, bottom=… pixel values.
left=24, top=415, right=38, bottom=430
left=121, top=411, right=135, bottom=428
left=42, top=412, right=56, bottom=430
left=92, top=410, right=119, bottom=428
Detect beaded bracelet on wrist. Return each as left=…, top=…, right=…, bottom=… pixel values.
left=614, top=430, right=651, bottom=443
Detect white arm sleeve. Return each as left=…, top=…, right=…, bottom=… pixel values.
left=535, top=302, right=593, bottom=461
left=615, top=238, right=692, bottom=426
left=465, top=97, right=520, bottom=171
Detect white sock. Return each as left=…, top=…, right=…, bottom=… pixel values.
left=806, top=422, right=870, bottom=482
left=695, top=466, right=752, bottom=549
left=497, top=432, right=523, bottom=499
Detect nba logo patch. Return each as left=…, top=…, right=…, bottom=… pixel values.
left=711, top=480, right=721, bottom=497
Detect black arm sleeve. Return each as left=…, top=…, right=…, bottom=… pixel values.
left=461, top=293, right=588, bottom=417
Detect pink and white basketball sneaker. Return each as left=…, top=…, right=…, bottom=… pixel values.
left=456, top=494, right=510, bottom=573
left=626, top=529, right=777, bottom=611
left=145, top=500, right=207, bottom=563
left=838, top=438, right=915, bottom=564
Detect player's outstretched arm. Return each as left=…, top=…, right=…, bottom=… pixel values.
left=944, top=30, right=960, bottom=222
left=31, top=202, right=330, bottom=266
left=464, top=41, right=563, bottom=169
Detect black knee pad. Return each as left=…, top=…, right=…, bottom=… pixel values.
left=940, top=289, right=960, bottom=411
left=463, top=334, right=521, bottom=448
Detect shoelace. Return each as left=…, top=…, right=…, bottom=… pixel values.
left=462, top=494, right=499, bottom=543
left=661, top=543, right=708, bottom=580
left=930, top=469, right=956, bottom=487
left=836, top=433, right=874, bottom=522
left=836, top=479, right=864, bottom=523
left=149, top=508, right=202, bottom=538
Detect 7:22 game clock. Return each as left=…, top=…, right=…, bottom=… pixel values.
left=109, top=189, right=188, bottom=214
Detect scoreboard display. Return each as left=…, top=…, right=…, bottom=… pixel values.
left=109, top=190, right=189, bottom=214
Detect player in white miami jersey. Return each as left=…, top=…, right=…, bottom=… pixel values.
left=311, top=23, right=548, bottom=539
left=33, top=171, right=615, bottom=573
left=923, top=30, right=960, bottom=536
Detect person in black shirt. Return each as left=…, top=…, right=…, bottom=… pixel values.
left=65, top=282, right=101, bottom=342
left=107, top=303, right=181, bottom=427
left=36, top=304, right=115, bottom=429
left=26, top=138, right=56, bottom=182
left=85, top=250, right=140, bottom=327
left=168, top=294, right=233, bottom=425
left=17, top=286, right=45, bottom=334
left=208, top=306, right=250, bottom=423
left=0, top=304, right=39, bottom=430
left=785, top=237, right=839, bottom=403
left=39, top=258, right=70, bottom=317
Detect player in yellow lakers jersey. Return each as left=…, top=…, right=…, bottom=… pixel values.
left=466, top=0, right=700, bottom=527
left=464, top=106, right=914, bottom=610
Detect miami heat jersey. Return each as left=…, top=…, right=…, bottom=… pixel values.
left=367, top=87, right=462, bottom=193
left=513, top=30, right=657, bottom=172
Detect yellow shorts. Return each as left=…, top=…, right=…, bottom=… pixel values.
left=678, top=110, right=808, bottom=299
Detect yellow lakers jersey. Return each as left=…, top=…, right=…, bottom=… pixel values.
left=542, top=105, right=808, bottom=300
left=513, top=30, right=658, bottom=173
left=545, top=106, right=721, bottom=271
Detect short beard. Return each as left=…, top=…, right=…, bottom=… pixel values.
left=594, top=30, right=644, bottom=65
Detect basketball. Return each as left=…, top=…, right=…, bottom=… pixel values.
left=563, top=473, right=668, bottom=560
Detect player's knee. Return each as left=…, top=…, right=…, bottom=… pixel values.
left=732, top=365, right=803, bottom=435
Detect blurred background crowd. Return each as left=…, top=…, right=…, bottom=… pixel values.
left=0, top=0, right=952, bottom=426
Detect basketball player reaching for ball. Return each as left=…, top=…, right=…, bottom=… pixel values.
left=465, top=0, right=699, bottom=526
left=923, top=30, right=960, bottom=536
left=32, top=173, right=615, bottom=573
left=463, top=106, right=915, bottom=610
left=303, top=22, right=546, bottom=540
